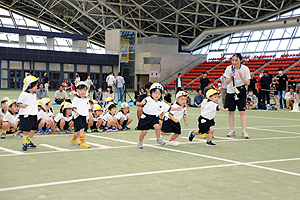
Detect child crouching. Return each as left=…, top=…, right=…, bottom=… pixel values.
left=115, top=102, right=132, bottom=130
left=54, top=102, right=73, bottom=134
left=1, top=99, right=21, bottom=139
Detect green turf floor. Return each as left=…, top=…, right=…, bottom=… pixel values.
left=0, top=90, right=300, bottom=199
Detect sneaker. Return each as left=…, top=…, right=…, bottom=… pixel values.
left=188, top=131, right=194, bottom=142
left=104, top=126, right=109, bottom=131
left=118, top=128, right=123, bottom=131
left=123, top=126, right=130, bottom=130
left=37, top=129, right=44, bottom=135
left=80, top=142, right=91, bottom=149
left=13, top=132, right=22, bottom=138
left=206, top=141, right=217, bottom=147
left=1, top=133, right=6, bottom=139
left=95, top=128, right=103, bottom=133
left=167, top=140, right=178, bottom=146
left=60, top=129, right=65, bottom=134
left=137, top=142, right=143, bottom=149
left=227, top=130, right=236, bottom=137
left=22, top=143, right=28, bottom=151
left=156, top=138, right=165, bottom=145
left=199, top=133, right=206, bottom=139
left=66, top=129, right=72, bottom=134
left=70, top=140, right=80, bottom=145
left=242, top=132, right=249, bottom=139
left=55, top=127, right=60, bottom=132
left=28, top=141, right=37, bottom=149
left=110, top=127, right=118, bottom=131
left=45, top=127, right=52, bottom=134
left=87, top=128, right=92, bottom=133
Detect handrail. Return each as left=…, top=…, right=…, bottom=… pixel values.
left=160, top=55, right=205, bottom=85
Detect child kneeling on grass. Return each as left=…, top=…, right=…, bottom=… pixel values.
left=136, top=83, right=182, bottom=149
left=1, top=99, right=21, bottom=139
left=115, top=102, right=132, bottom=130
left=188, top=87, right=228, bottom=147
left=160, top=91, right=188, bottom=146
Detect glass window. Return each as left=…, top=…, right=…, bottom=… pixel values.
left=24, top=62, right=30, bottom=70
left=1, top=69, right=8, bottom=78
left=7, top=33, right=19, bottom=42
left=64, top=64, right=74, bottom=71
left=231, top=37, right=240, bottom=43
left=1, top=79, right=8, bottom=88
left=9, top=61, right=22, bottom=69
left=90, top=65, right=100, bottom=73
left=271, top=29, right=285, bottom=39
left=236, top=43, right=246, bottom=52
left=1, top=60, right=8, bottom=69
left=102, top=66, right=112, bottom=73
left=256, top=41, right=267, bottom=51
left=295, top=27, right=300, bottom=37
left=221, top=36, right=230, bottom=45
left=34, top=62, right=46, bottom=70
left=77, top=65, right=87, bottom=72
left=266, top=40, right=280, bottom=51
left=1, top=18, right=14, bottom=26
left=211, top=40, right=221, bottom=49
left=24, top=18, right=38, bottom=27
left=245, top=42, right=258, bottom=52
left=277, top=39, right=290, bottom=50
left=283, top=27, right=295, bottom=38
left=49, top=63, right=60, bottom=71
left=226, top=43, right=238, bottom=53
left=250, top=31, right=262, bottom=41
left=290, top=38, right=300, bottom=49
left=261, top=30, right=271, bottom=40
left=0, top=8, right=10, bottom=16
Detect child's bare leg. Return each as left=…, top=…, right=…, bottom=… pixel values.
left=28, top=130, right=35, bottom=139
left=207, top=127, right=214, bottom=141
left=137, top=107, right=143, bottom=120
left=192, top=131, right=200, bottom=135
left=1, top=122, right=9, bottom=132
left=153, top=124, right=161, bottom=139
left=119, top=117, right=125, bottom=126
left=59, top=119, right=66, bottom=130
left=88, top=118, right=93, bottom=128
left=106, top=119, right=114, bottom=128
left=47, top=119, right=54, bottom=128
left=139, top=130, right=147, bottom=142
left=126, top=118, right=133, bottom=126
left=69, top=121, right=74, bottom=129
left=170, top=134, right=180, bottom=140
left=38, top=119, right=46, bottom=129
left=161, top=131, right=171, bottom=136
left=96, top=120, right=101, bottom=128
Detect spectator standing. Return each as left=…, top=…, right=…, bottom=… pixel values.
left=85, top=75, right=96, bottom=92
left=288, top=77, right=297, bottom=90
left=93, top=85, right=103, bottom=105
left=75, top=73, right=80, bottom=86
left=175, top=73, right=183, bottom=93
left=36, top=83, right=48, bottom=100
left=248, top=72, right=257, bottom=97
left=106, top=72, right=116, bottom=98
left=163, top=89, right=173, bottom=105
left=105, top=86, right=114, bottom=101
left=115, top=72, right=125, bottom=102
left=285, top=87, right=296, bottom=110
left=276, top=68, right=288, bottom=109
left=54, top=85, right=67, bottom=104
left=257, top=69, right=264, bottom=102
left=220, top=72, right=227, bottom=106
left=200, top=72, right=210, bottom=93
left=42, top=73, right=50, bottom=93
left=192, top=89, right=204, bottom=107
left=260, top=71, right=272, bottom=106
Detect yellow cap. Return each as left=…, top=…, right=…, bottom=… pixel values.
left=206, top=89, right=219, bottom=98
left=23, top=75, right=38, bottom=91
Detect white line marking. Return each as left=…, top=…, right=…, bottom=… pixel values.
left=40, top=144, right=70, bottom=151
left=0, top=163, right=240, bottom=192
left=248, top=127, right=300, bottom=135
left=213, top=136, right=235, bottom=140
left=0, top=147, right=24, bottom=155
left=249, top=157, right=300, bottom=164
left=86, top=142, right=111, bottom=149
left=87, top=134, right=136, bottom=144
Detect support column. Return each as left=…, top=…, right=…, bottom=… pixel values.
left=19, top=35, right=26, bottom=48
left=47, top=37, right=55, bottom=50
left=72, top=40, right=87, bottom=52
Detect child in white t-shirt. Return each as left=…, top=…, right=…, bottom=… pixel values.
left=102, top=104, right=119, bottom=131
left=0, top=97, right=9, bottom=136
left=87, top=104, right=104, bottom=132
left=188, top=88, right=228, bottom=147
left=37, top=98, right=54, bottom=134
left=1, top=100, right=21, bottom=139
left=115, top=102, right=132, bottom=130
left=54, top=102, right=73, bottom=134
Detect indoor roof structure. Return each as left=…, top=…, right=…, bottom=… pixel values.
left=0, top=0, right=300, bottom=51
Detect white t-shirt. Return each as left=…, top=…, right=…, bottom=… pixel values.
left=72, top=96, right=90, bottom=117
left=54, top=113, right=73, bottom=123
left=115, top=111, right=129, bottom=120
left=106, top=75, right=115, bottom=85
left=178, top=78, right=181, bottom=87
left=164, top=102, right=186, bottom=121
left=38, top=109, right=54, bottom=120
left=0, top=108, right=6, bottom=117
left=3, top=111, right=19, bottom=124
left=141, top=97, right=170, bottom=118
left=93, top=113, right=102, bottom=122
left=85, top=79, right=93, bottom=91
left=116, top=76, right=125, bottom=88
left=102, top=112, right=115, bottom=122
left=75, top=77, right=80, bottom=86
left=18, top=92, right=38, bottom=116
left=224, top=64, right=250, bottom=94
left=200, top=99, right=219, bottom=120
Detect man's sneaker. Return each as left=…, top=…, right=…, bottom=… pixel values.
left=87, top=128, right=92, bottom=133
left=242, top=132, right=249, bottom=139
left=22, top=143, right=28, bottom=151
left=45, top=128, right=52, bottom=134
left=167, top=140, right=178, bottom=146
left=1, top=133, right=6, bottom=139
left=199, top=134, right=206, bottom=139
left=123, top=126, right=130, bottom=130
left=206, top=141, right=217, bottom=147
left=66, top=129, right=72, bottom=134
left=227, top=130, right=236, bottom=137
left=80, top=142, right=91, bottom=148
left=70, top=140, right=80, bottom=145
left=37, top=129, right=44, bottom=135
left=110, top=127, right=118, bottom=131
left=95, top=128, right=103, bottom=132
left=28, top=141, right=37, bottom=149
left=188, top=131, right=195, bottom=142
left=104, top=126, right=109, bottom=131
left=137, top=142, right=143, bottom=149
left=156, top=139, right=165, bottom=145
left=60, top=129, right=65, bottom=134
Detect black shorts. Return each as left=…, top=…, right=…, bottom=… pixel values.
left=74, top=115, right=87, bottom=132
left=198, top=116, right=215, bottom=134
left=137, top=115, right=159, bottom=130
left=58, top=119, right=71, bottom=130
left=90, top=121, right=99, bottom=129
left=161, top=119, right=181, bottom=134
left=119, top=119, right=128, bottom=127
left=224, top=85, right=247, bottom=111
left=19, top=115, right=38, bottom=132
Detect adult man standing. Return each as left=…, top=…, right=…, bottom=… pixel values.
left=85, top=75, right=96, bottom=92
left=200, top=72, right=210, bottom=93
left=75, top=73, right=80, bottom=86
left=175, top=73, right=183, bottom=93
left=54, top=85, right=67, bottom=104
left=115, top=72, right=125, bottom=102
left=42, top=73, right=50, bottom=93
left=276, top=68, right=288, bottom=109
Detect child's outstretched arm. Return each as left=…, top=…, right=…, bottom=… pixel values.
left=168, top=113, right=179, bottom=123
left=218, top=105, right=228, bottom=112
left=170, top=106, right=182, bottom=111
left=136, top=99, right=146, bottom=107
left=183, top=115, right=188, bottom=126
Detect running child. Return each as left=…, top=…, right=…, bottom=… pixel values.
left=102, top=104, right=120, bottom=131
left=0, top=97, right=9, bottom=135
left=87, top=104, right=104, bottom=133
left=115, top=102, right=132, bottom=130
left=70, top=81, right=91, bottom=148
left=54, top=102, right=73, bottom=134
left=136, top=83, right=182, bottom=149
left=18, top=75, right=39, bottom=151
left=160, top=91, right=188, bottom=146
left=37, top=98, right=54, bottom=134
left=1, top=99, right=21, bottom=139
left=188, top=87, right=228, bottom=147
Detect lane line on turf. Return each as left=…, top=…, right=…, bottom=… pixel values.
left=0, top=146, right=24, bottom=155
left=248, top=127, right=300, bottom=135
left=40, top=144, right=70, bottom=151
left=249, top=157, right=300, bottom=164
left=0, top=163, right=240, bottom=192
left=86, top=142, right=111, bottom=149
left=87, top=134, right=137, bottom=144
